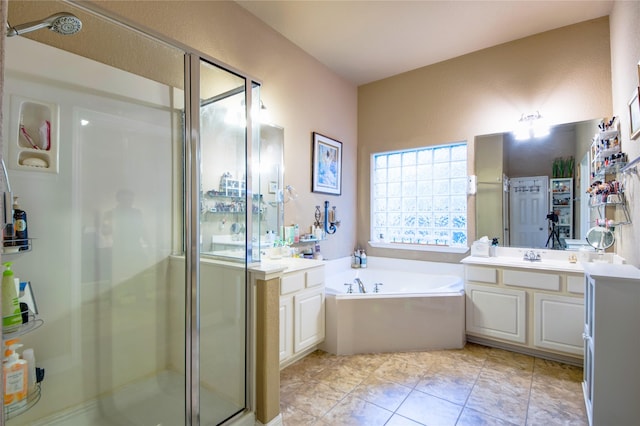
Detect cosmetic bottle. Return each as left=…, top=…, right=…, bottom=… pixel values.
left=360, top=250, right=367, bottom=268
left=12, top=197, right=28, bottom=250
left=3, top=343, right=28, bottom=408
left=2, top=263, right=22, bottom=333
left=21, top=348, right=36, bottom=394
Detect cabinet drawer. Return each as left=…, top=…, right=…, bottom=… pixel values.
left=281, top=272, right=305, bottom=295
left=567, top=274, right=584, bottom=294
left=306, top=267, right=325, bottom=288
left=503, top=269, right=559, bottom=291
left=466, top=266, right=497, bottom=284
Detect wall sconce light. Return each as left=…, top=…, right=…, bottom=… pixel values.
left=513, top=111, right=550, bottom=140
left=314, top=201, right=340, bottom=235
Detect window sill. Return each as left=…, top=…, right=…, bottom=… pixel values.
left=368, top=241, right=470, bottom=254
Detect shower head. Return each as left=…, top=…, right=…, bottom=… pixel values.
left=6, top=12, right=82, bottom=37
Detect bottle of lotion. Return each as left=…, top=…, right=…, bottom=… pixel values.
left=2, top=263, right=22, bottom=333
left=3, top=343, right=28, bottom=408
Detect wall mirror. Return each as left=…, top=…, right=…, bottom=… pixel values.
left=258, top=124, right=285, bottom=241
left=475, top=118, right=600, bottom=249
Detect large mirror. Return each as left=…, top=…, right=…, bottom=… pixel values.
left=200, top=91, right=284, bottom=258
left=475, top=118, right=600, bottom=249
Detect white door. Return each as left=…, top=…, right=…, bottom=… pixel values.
left=509, top=176, right=549, bottom=248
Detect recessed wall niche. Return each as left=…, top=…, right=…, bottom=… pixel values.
left=9, top=95, right=59, bottom=173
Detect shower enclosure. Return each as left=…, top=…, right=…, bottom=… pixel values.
left=2, top=2, right=260, bottom=425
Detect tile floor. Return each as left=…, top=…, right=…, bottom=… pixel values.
left=280, top=343, right=587, bottom=425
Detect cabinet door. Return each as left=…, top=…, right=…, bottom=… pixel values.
left=465, top=283, right=526, bottom=343
left=294, top=287, right=325, bottom=353
left=279, top=296, right=293, bottom=362
left=533, top=293, right=584, bottom=355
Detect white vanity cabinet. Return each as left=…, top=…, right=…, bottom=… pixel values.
left=463, top=261, right=584, bottom=360
left=279, top=265, right=325, bottom=366
left=582, top=263, right=640, bottom=426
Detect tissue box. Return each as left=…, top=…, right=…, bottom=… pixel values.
left=471, top=241, right=490, bottom=257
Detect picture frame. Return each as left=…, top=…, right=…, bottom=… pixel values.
left=628, top=86, right=640, bottom=140
left=312, top=132, right=342, bottom=195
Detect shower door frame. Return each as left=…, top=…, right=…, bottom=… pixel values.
left=184, top=52, right=260, bottom=425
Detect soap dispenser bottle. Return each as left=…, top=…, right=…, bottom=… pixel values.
left=3, top=342, right=28, bottom=408
left=2, top=262, right=22, bottom=333
left=12, top=197, right=28, bottom=250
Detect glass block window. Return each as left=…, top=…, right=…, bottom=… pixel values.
left=371, top=142, right=467, bottom=248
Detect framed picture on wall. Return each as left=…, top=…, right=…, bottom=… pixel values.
left=628, top=87, right=640, bottom=140
left=312, top=132, right=342, bottom=195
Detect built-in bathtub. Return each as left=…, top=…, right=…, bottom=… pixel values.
left=320, top=257, right=466, bottom=355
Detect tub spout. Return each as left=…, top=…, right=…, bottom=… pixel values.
left=354, top=278, right=367, bottom=293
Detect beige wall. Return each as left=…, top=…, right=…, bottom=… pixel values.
left=84, top=0, right=359, bottom=260
left=358, top=17, right=613, bottom=263
left=3, top=2, right=638, bottom=266
left=610, top=1, right=640, bottom=267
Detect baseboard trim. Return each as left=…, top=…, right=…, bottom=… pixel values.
left=466, top=335, right=583, bottom=367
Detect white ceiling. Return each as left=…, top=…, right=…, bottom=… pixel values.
left=236, top=0, right=614, bottom=86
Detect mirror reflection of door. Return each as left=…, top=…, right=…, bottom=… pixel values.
left=509, top=176, right=549, bottom=247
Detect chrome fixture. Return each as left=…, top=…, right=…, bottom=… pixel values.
left=513, top=111, right=550, bottom=140
left=373, top=282, right=383, bottom=293
left=6, top=12, right=82, bottom=37
left=344, top=282, right=354, bottom=294
left=354, top=277, right=366, bottom=293
left=523, top=250, right=541, bottom=262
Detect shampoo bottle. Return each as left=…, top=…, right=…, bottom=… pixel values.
left=12, top=197, right=28, bottom=250
left=3, top=343, right=28, bottom=408
left=2, top=263, right=22, bottom=333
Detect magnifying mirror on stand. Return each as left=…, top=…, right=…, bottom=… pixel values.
left=585, top=226, right=615, bottom=261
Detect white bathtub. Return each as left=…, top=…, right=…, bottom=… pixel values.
left=320, top=257, right=466, bottom=355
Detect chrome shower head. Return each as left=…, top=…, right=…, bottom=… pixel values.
left=6, top=12, right=82, bottom=37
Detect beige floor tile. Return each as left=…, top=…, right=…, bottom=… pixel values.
left=396, top=389, right=463, bottom=426
left=416, top=372, right=475, bottom=405
left=279, top=345, right=589, bottom=426
left=316, top=394, right=393, bottom=426
left=385, top=413, right=425, bottom=425
left=282, top=379, right=346, bottom=418
left=456, top=407, right=519, bottom=425
left=349, top=374, right=413, bottom=412
left=465, top=375, right=530, bottom=424
left=337, top=351, right=392, bottom=372
left=313, top=362, right=369, bottom=393
left=280, top=403, right=318, bottom=426
left=373, top=357, right=426, bottom=388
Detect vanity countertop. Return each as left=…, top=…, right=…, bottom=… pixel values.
left=249, top=257, right=324, bottom=274
left=461, top=255, right=584, bottom=273
left=461, top=246, right=625, bottom=273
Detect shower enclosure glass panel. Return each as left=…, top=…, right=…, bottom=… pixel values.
left=198, top=60, right=250, bottom=424
left=3, top=3, right=187, bottom=424
left=2, top=34, right=186, bottom=424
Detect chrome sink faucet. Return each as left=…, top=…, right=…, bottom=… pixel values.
left=354, top=278, right=367, bottom=293
left=523, top=250, right=541, bottom=262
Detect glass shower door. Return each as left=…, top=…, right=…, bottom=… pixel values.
left=196, top=59, right=253, bottom=424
